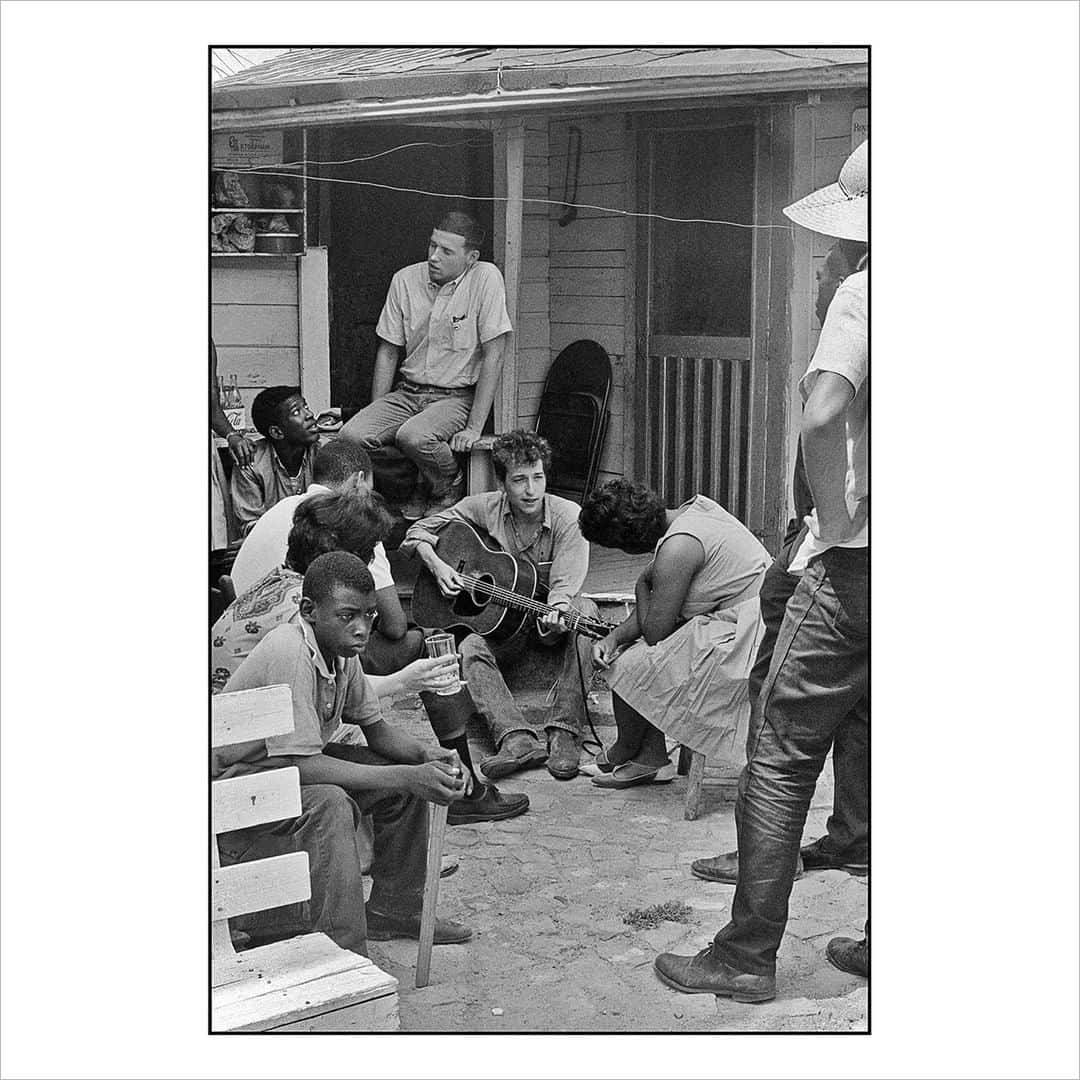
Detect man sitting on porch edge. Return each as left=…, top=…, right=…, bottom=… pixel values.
left=339, top=210, right=513, bottom=521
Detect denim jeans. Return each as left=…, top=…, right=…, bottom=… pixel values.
left=713, top=546, right=869, bottom=975
left=457, top=596, right=600, bottom=747
left=218, top=747, right=429, bottom=957
left=340, top=384, right=473, bottom=496
left=751, top=531, right=868, bottom=860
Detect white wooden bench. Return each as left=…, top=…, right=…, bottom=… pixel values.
left=211, top=684, right=400, bottom=1032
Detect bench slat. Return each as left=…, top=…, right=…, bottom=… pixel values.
left=212, top=767, right=301, bottom=835
left=213, top=851, right=310, bottom=920
left=212, top=684, right=294, bottom=749
left=213, top=932, right=370, bottom=998
left=211, top=934, right=399, bottom=1032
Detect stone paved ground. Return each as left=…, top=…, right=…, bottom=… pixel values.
left=369, top=690, right=869, bottom=1034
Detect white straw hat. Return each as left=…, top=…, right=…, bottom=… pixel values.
left=783, top=140, right=867, bottom=242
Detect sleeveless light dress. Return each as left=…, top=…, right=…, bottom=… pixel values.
left=605, top=495, right=770, bottom=763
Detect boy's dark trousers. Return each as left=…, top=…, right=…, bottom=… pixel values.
left=218, top=746, right=429, bottom=956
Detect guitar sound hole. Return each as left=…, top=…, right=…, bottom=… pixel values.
left=451, top=573, right=495, bottom=617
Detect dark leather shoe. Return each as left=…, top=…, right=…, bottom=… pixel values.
left=826, top=935, right=869, bottom=977
left=654, top=946, right=775, bottom=1003
left=545, top=728, right=580, bottom=779
left=479, top=734, right=547, bottom=780
left=365, top=906, right=473, bottom=944
left=800, top=836, right=869, bottom=876
left=447, top=783, right=529, bottom=825
left=691, top=850, right=804, bottom=884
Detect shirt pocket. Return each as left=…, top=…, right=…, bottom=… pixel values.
left=446, top=308, right=479, bottom=355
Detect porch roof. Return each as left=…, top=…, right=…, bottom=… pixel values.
left=211, top=46, right=868, bottom=130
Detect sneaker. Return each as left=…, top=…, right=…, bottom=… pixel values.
left=365, top=906, right=473, bottom=944
left=826, top=935, right=869, bottom=977
left=654, top=945, right=776, bottom=1003
left=447, top=782, right=530, bottom=825
left=800, top=836, right=869, bottom=876
left=425, top=471, right=465, bottom=514
left=545, top=727, right=581, bottom=780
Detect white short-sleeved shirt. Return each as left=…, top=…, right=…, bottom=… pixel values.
left=790, top=269, right=868, bottom=573
left=230, top=482, right=394, bottom=595
left=376, top=261, right=513, bottom=388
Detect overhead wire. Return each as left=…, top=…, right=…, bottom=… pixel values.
left=234, top=167, right=793, bottom=231
left=228, top=139, right=489, bottom=173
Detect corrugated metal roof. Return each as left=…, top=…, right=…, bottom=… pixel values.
left=214, top=46, right=865, bottom=90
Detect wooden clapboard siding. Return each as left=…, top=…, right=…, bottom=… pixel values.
left=517, top=346, right=551, bottom=380
left=550, top=216, right=626, bottom=252
left=212, top=264, right=298, bottom=305
left=213, top=304, right=298, bottom=348
left=212, top=261, right=301, bottom=404
left=549, top=267, right=624, bottom=297
left=521, top=255, right=548, bottom=282
left=551, top=114, right=628, bottom=153
left=546, top=115, right=631, bottom=479
left=214, top=347, right=301, bottom=389
left=551, top=296, right=624, bottom=327
left=550, top=249, right=626, bottom=269
left=519, top=281, right=547, bottom=313
left=549, top=321, right=624, bottom=358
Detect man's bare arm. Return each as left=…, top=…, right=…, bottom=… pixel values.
left=450, top=333, right=508, bottom=452
left=801, top=370, right=859, bottom=543
left=371, top=339, right=403, bottom=401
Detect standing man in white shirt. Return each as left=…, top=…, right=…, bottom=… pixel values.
left=340, top=211, right=513, bottom=520
left=656, top=140, right=869, bottom=1003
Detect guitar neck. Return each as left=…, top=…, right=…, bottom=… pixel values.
left=458, top=573, right=609, bottom=639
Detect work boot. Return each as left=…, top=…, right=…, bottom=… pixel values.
left=425, top=470, right=465, bottom=514
left=400, top=485, right=428, bottom=521
left=365, top=906, right=473, bottom=944
left=545, top=727, right=580, bottom=780
left=447, top=782, right=529, bottom=825
left=826, top=935, right=869, bottom=977
left=479, top=732, right=547, bottom=780
left=691, top=850, right=804, bottom=885
left=799, top=836, right=869, bottom=876
left=654, top=945, right=775, bottom=1003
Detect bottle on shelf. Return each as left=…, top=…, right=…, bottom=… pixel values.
left=224, top=374, right=246, bottom=433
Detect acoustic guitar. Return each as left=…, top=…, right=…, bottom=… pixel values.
left=410, top=520, right=614, bottom=643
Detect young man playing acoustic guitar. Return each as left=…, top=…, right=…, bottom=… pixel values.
left=401, top=430, right=603, bottom=786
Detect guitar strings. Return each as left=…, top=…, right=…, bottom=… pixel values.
left=454, top=572, right=604, bottom=632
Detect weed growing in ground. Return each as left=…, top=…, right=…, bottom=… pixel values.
left=622, top=900, right=694, bottom=930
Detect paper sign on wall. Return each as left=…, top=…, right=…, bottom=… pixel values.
left=212, top=131, right=283, bottom=169
left=851, top=108, right=869, bottom=150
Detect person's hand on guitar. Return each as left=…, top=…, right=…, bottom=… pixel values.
left=399, top=653, right=462, bottom=695
left=536, top=597, right=571, bottom=639
left=425, top=552, right=466, bottom=599
left=402, top=759, right=467, bottom=804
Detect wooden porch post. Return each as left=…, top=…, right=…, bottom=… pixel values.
left=497, top=120, right=525, bottom=432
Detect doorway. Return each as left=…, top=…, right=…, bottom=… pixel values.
left=313, top=124, right=494, bottom=413
left=634, top=110, right=791, bottom=548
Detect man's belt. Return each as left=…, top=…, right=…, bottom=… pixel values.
left=396, top=379, right=472, bottom=396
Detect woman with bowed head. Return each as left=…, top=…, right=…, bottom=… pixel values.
left=578, top=480, right=770, bottom=788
